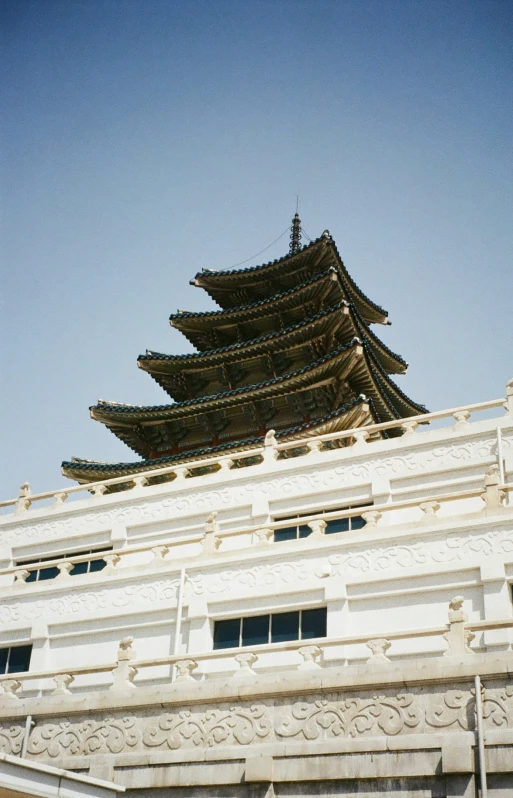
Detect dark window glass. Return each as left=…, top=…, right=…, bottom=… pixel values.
left=69, top=561, right=88, bottom=576
left=242, top=615, right=269, bottom=647
left=7, top=645, right=32, bottom=673
left=274, top=505, right=372, bottom=542
left=271, top=611, right=299, bottom=643
left=0, top=649, right=8, bottom=675
left=89, top=558, right=106, bottom=573
left=38, top=566, right=59, bottom=581
left=213, top=619, right=240, bottom=650
left=274, top=527, right=297, bottom=542
left=326, top=518, right=349, bottom=534
left=301, top=608, right=327, bottom=640
left=17, top=548, right=111, bottom=582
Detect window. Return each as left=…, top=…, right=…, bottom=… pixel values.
left=17, top=547, right=112, bottom=583
left=213, top=607, right=327, bottom=650
left=273, top=504, right=372, bottom=542
left=0, top=645, right=32, bottom=674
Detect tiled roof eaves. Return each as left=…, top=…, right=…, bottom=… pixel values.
left=147, top=305, right=407, bottom=384
left=170, top=268, right=337, bottom=322
left=93, top=340, right=361, bottom=417
left=62, top=396, right=369, bottom=476
left=194, top=235, right=388, bottom=321
left=363, top=342, right=427, bottom=415
left=327, top=239, right=387, bottom=320
left=196, top=236, right=323, bottom=278
left=141, top=304, right=346, bottom=365
left=350, top=303, right=407, bottom=369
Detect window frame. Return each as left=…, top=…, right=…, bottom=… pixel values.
left=213, top=607, right=327, bottom=650
left=273, top=502, right=373, bottom=542
left=16, top=546, right=112, bottom=583
left=0, top=644, right=33, bottom=674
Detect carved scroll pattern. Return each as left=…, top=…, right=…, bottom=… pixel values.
left=0, top=574, right=204, bottom=624
left=20, top=683, right=513, bottom=759
left=329, top=528, right=513, bottom=575
left=276, top=694, right=422, bottom=740
left=0, top=723, right=24, bottom=754
left=142, top=704, right=271, bottom=749
left=208, top=562, right=310, bottom=594
left=426, top=686, right=513, bottom=730
left=27, top=717, right=141, bottom=758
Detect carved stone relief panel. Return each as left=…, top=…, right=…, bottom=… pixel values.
left=20, top=680, right=513, bottom=760
left=329, top=526, right=513, bottom=575
left=0, top=574, right=204, bottom=625
left=0, top=722, right=24, bottom=755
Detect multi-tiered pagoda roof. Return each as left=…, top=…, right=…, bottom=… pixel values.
left=62, top=221, right=426, bottom=483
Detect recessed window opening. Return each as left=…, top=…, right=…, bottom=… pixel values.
left=273, top=503, right=372, bottom=542
left=0, top=644, right=32, bottom=674
left=213, top=607, right=327, bottom=650
left=17, top=547, right=112, bottom=583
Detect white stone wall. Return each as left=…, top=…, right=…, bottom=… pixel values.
left=0, top=409, right=511, bottom=689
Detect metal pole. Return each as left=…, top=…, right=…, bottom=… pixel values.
left=20, top=715, right=33, bottom=758
left=497, top=427, right=505, bottom=487
left=172, top=567, right=186, bottom=681
left=474, top=675, right=488, bottom=798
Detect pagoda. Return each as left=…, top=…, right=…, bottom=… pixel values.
left=62, top=215, right=426, bottom=484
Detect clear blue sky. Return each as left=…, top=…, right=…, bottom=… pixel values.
left=1, top=0, right=512, bottom=497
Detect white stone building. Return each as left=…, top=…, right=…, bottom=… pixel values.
left=1, top=225, right=512, bottom=796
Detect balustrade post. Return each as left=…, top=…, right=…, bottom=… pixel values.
left=52, top=674, right=75, bottom=695
left=151, top=545, right=169, bottom=565
left=233, top=652, right=258, bottom=678
left=255, top=527, right=273, bottom=544
left=202, top=512, right=221, bottom=555
left=481, top=464, right=505, bottom=510
left=307, top=519, right=326, bottom=539
left=57, top=561, right=73, bottom=578
left=443, top=596, right=475, bottom=656
left=13, top=569, right=30, bottom=587
left=91, top=484, right=107, bottom=498
left=400, top=420, right=418, bottom=436
left=452, top=410, right=471, bottom=429
left=262, top=429, right=279, bottom=463
left=15, top=483, right=31, bottom=513
left=104, top=553, right=121, bottom=572
left=419, top=501, right=440, bottom=523
left=351, top=430, right=369, bottom=449
left=53, top=491, right=68, bottom=507
left=111, top=636, right=138, bottom=690
left=297, top=645, right=322, bottom=670
left=366, top=638, right=391, bottom=663
left=361, top=510, right=382, bottom=528
left=1, top=679, right=22, bottom=700
left=173, top=467, right=189, bottom=481
left=219, top=458, right=234, bottom=472
left=307, top=439, right=322, bottom=455
left=174, top=659, right=198, bottom=682
left=504, top=377, right=513, bottom=416
left=133, top=475, right=149, bottom=489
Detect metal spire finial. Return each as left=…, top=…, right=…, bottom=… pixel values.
left=289, top=199, right=301, bottom=255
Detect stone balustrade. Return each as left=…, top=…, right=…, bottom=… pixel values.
left=1, top=598, right=511, bottom=701
left=1, top=654, right=511, bottom=793
left=1, top=392, right=509, bottom=515
left=1, top=468, right=511, bottom=588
